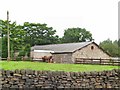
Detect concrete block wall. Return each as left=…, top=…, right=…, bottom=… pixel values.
left=1, top=69, right=120, bottom=89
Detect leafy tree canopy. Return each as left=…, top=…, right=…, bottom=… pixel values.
left=22, top=22, right=59, bottom=46
left=0, top=19, right=59, bottom=58
left=61, top=27, right=93, bottom=43
left=99, top=39, right=120, bottom=57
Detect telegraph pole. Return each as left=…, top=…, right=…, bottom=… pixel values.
left=7, top=11, right=10, bottom=61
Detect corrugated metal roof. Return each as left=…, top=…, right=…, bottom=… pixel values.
left=31, top=41, right=93, bottom=53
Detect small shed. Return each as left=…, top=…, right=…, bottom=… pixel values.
left=30, top=49, right=54, bottom=61
left=31, top=41, right=111, bottom=63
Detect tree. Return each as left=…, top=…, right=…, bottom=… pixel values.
left=1, top=37, right=8, bottom=58
left=61, top=28, right=93, bottom=43
left=0, top=19, right=26, bottom=58
left=0, top=19, right=60, bottom=59
left=0, top=20, right=9, bottom=58
left=0, top=38, right=1, bottom=58
left=99, top=39, right=120, bottom=57
left=22, top=22, right=59, bottom=46
left=118, top=39, right=120, bottom=47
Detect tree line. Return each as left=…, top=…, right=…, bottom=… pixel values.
left=99, top=39, right=120, bottom=57
left=0, top=19, right=119, bottom=59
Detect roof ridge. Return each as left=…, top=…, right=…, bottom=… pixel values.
left=34, top=41, right=93, bottom=47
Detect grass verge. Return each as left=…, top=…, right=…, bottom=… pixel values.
left=0, top=61, right=119, bottom=72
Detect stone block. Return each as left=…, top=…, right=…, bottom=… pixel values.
left=26, top=70, right=33, bottom=75
left=15, top=69, right=20, bottom=74
left=61, top=81, right=67, bottom=84
left=20, top=69, right=26, bottom=75
left=10, top=85, right=19, bottom=89
left=6, top=70, right=10, bottom=76
left=13, top=73, right=22, bottom=77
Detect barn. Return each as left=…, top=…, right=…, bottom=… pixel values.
left=30, top=41, right=111, bottom=63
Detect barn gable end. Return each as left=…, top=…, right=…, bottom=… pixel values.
left=72, top=42, right=111, bottom=61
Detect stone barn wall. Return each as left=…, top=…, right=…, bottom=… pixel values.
left=72, top=43, right=111, bottom=62
left=53, top=53, right=73, bottom=63
left=1, top=69, right=120, bottom=89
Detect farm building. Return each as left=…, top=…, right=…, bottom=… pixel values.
left=30, top=41, right=111, bottom=63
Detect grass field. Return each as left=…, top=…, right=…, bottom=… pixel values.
left=0, top=61, right=119, bottom=72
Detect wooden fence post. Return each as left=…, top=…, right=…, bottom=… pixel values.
left=100, top=58, right=101, bottom=64
left=91, top=58, right=93, bottom=64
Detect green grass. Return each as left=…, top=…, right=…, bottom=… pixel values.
left=0, top=61, right=119, bottom=72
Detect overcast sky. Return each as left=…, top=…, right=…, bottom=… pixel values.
left=0, top=0, right=119, bottom=44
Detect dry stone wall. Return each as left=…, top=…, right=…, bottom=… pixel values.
left=1, top=69, right=120, bottom=89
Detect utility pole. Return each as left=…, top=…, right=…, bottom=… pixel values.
left=7, top=11, right=10, bottom=61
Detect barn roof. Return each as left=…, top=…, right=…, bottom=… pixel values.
left=31, top=41, right=93, bottom=53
